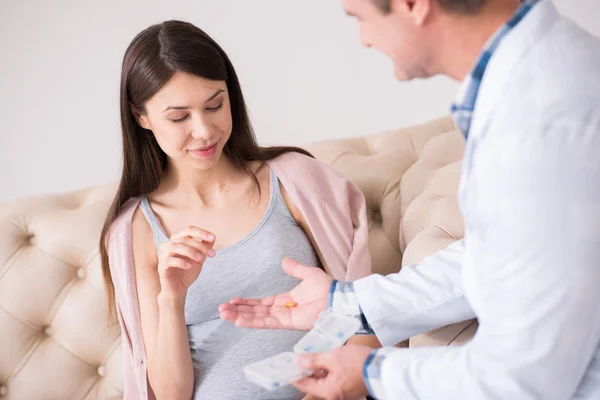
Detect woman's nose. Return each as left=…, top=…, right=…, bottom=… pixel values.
left=190, top=120, right=211, bottom=139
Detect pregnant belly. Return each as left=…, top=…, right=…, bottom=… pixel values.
left=190, top=324, right=306, bottom=400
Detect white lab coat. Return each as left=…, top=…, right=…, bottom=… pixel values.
left=353, top=1, right=600, bottom=398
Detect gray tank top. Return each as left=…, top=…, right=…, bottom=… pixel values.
left=139, top=168, right=320, bottom=400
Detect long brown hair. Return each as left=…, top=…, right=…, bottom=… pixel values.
left=100, top=20, right=313, bottom=317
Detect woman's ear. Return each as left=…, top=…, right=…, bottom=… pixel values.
left=137, top=114, right=152, bottom=130
left=131, top=105, right=152, bottom=130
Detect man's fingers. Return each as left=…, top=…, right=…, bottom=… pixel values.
left=293, top=376, right=331, bottom=399
left=293, top=352, right=338, bottom=399
left=294, top=352, right=331, bottom=371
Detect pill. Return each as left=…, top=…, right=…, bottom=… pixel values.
left=285, top=302, right=297, bottom=308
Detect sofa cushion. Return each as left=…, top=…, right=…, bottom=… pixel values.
left=0, top=184, right=123, bottom=400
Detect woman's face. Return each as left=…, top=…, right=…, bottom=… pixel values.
left=136, top=71, right=233, bottom=171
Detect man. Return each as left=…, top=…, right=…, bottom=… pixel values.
left=220, top=0, right=600, bottom=398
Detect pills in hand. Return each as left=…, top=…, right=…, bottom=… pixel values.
left=244, top=309, right=361, bottom=391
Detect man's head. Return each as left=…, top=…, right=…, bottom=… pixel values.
left=342, top=0, right=515, bottom=81
left=372, top=0, right=488, bottom=13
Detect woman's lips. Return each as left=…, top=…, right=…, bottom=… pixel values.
left=189, top=141, right=219, bottom=158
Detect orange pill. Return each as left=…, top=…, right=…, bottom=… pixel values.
left=285, top=302, right=297, bottom=308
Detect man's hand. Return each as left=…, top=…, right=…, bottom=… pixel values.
left=219, top=257, right=333, bottom=330
left=293, top=345, right=372, bottom=400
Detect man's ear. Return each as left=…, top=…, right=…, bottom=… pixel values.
left=393, top=0, right=431, bottom=25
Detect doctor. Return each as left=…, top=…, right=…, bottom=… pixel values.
left=220, top=0, right=600, bottom=398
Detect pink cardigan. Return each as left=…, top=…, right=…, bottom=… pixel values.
left=107, top=152, right=372, bottom=399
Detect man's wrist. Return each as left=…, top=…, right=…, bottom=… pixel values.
left=328, top=280, right=339, bottom=309
left=329, top=280, right=374, bottom=335
left=363, top=347, right=397, bottom=399
left=329, top=280, right=360, bottom=315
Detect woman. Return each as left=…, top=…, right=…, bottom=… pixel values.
left=100, top=20, right=379, bottom=400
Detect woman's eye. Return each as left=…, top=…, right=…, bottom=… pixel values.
left=170, top=115, right=189, bottom=123
left=206, top=103, right=223, bottom=112
left=168, top=102, right=222, bottom=122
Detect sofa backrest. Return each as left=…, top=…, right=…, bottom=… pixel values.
left=0, top=116, right=464, bottom=399
left=305, top=116, right=464, bottom=274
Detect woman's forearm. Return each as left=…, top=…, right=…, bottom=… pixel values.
left=148, top=293, right=194, bottom=400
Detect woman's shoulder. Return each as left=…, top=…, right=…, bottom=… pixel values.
left=107, top=197, right=142, bottom=246
left=269, top=150, right=362, bottom=205
left=269, top=150, right=345, bottom=180
left=112, top=196, right=156, bottom=250
left=107, top=196, right=158, bottom=276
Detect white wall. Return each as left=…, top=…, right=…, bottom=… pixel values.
left=1, top=0, right=598, bottom=202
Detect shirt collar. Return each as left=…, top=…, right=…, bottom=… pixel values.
left=451, top=0, right=541, bottom=139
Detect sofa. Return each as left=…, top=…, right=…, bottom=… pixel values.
left=0, top=116, right=474, bottom=400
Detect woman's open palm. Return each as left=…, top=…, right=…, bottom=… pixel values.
left=219, top=258, right=332, bottom=331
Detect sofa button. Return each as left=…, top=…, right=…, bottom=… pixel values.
left=372, top=210, right=382, bottom=223
left=0, top=385, right=7, bottom=396
left=26, top=234, right=36, bottom=246
left=43, top=326, right=53, bottom=336
left=76, top=268, right=86, bottom=278
left=97, top=366, right=106, bottom=377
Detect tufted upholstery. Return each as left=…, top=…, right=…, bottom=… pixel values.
left=306, top=116, right=475, bottom=348
left=0, top=116, right=471, bottom=399
left=0, top=184, right=124, bottom=400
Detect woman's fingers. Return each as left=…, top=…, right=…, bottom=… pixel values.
left=228, top=296, right=279, bottom=306
left=159, top=238, right=215, bottom=264
left=175, top=236, right=216, bottom=258
left=169, top=242, right=209, bottom=262
left=170, top=226, right=216, bottom=243
left=219, top=303, right=274, bottom=314
left=219, top=309, right=285, bottom=330
left=163, top=255, right=195, bottom=270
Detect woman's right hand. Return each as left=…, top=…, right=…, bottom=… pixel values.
left=157, top=226, right=216, bottom=298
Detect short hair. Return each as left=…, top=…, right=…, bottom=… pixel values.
left=373, top=0, right=487, bottom=14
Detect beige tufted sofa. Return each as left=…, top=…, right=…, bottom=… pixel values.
left=0, top=116, right=473, bottom=400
